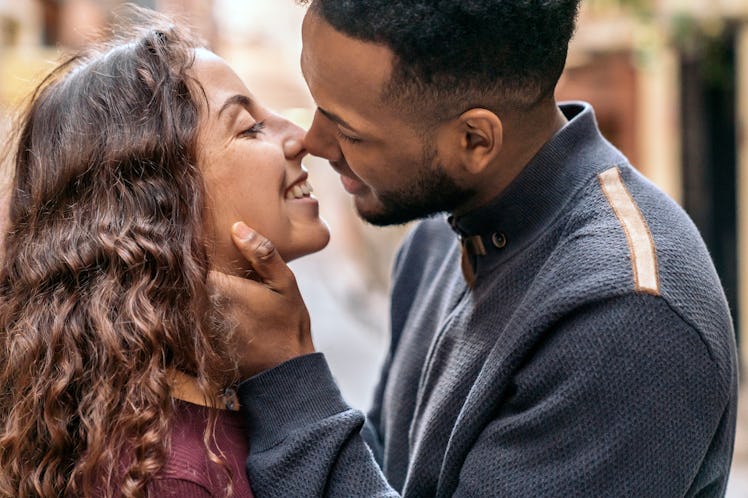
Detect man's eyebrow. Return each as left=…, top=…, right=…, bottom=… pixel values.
left=318, top=106, right=359, bottom=132
left=218, top=94, right=253, bottom=117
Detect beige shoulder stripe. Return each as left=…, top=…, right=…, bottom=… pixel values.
left=598, top=167, right=660, bottom=295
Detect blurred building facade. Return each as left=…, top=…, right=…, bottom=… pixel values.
left=0, top=0, right=217, bottom=143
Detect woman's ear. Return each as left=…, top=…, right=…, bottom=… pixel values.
left=456, top=108, right=503, bottom=175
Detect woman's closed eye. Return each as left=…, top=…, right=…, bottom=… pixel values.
left=239, top=121, right=266, bottom=138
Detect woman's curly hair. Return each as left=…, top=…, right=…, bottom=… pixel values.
left=0, top=8, right=235, bottom=498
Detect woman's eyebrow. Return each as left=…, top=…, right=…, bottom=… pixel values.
left=218, top=94, right=253, bottom=118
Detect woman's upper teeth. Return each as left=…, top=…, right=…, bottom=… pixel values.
left=286, top=179, right=313, bottom=199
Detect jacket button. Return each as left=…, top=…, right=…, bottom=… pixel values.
left=492, top=232, right=507, bottom=249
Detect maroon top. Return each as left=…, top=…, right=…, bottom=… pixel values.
left=148, top=399, right=254, bottom=497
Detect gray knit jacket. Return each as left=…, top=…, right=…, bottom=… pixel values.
left=238, top=102, right=737, bottom=497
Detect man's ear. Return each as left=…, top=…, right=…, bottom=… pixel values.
left=456, top=108, right=503, bottom=175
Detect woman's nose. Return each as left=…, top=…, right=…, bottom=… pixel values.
left=283, top=123, right=307, bottom=161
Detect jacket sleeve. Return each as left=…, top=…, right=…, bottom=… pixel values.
left=451, top=294, right=735, bottom=497
left=238, top=295, right=735, bottom=498
left=236, top=228, right=426, bottom=497
left=361, top=360, right=388, bottom=467
left=237, top=353, right=400, bottom=498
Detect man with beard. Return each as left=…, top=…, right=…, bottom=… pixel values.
left=222, top=1, right=738, bottom=496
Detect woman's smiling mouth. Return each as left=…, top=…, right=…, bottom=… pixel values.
left=285, top=178, right=314, bottom=200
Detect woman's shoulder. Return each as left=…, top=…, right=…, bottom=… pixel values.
left=152, top=400, right=253, bottom=497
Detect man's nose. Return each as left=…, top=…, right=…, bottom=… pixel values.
left=303, top=110, right=342, bottom=163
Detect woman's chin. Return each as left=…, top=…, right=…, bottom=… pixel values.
left=280, top=231, right=331, bottom=263
left=280, top=222, right=331, bottom=262
left=211, top=221, right=331, bottom=270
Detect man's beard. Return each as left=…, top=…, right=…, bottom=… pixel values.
left=356, top=146, right=476, bottom=227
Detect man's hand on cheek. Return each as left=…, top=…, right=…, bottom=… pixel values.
left=208, top=222, right=314, bottom=380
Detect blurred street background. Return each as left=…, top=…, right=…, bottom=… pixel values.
left=1, top=0, right=747, bottom=495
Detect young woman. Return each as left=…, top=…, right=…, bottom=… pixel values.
left=0, top=9, right=329, bottom=498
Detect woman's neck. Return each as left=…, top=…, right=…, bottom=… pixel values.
left=170, top=370, right=239, bottom=411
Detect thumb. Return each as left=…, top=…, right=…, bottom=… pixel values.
left=231, top=222, right=294, bottom=291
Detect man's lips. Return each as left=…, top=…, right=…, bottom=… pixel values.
left=340, top=174, right=367, bottom=195
left=330, top=160, right=367, bottom=195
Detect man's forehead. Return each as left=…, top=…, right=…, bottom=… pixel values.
left=301, top=10, right=392, bottom=94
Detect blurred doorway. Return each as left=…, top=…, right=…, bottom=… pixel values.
left=679, top=25, right=739, bottom=340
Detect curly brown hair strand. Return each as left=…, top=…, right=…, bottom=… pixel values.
left=0, top=12, right=235, bottom=498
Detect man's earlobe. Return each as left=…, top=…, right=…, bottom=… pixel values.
left=459, top=109, right=503, bottom=175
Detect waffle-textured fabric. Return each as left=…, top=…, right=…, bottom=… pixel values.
left=148, top=400, right=254, bottom=497
left=237, top=102, right=737, bottom=497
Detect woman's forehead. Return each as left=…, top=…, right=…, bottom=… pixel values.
left=191, top=48, right=252, bottom=108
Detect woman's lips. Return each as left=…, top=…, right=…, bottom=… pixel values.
left=285, top=178, right=314, bottom=200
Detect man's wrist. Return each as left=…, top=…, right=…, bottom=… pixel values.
left=236, top=339, right=316, bottom=380
left=237, top=352, right=351, bottom=451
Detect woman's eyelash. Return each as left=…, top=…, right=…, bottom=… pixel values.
left=336, top=129, right=362, bottom=145
left=240, top=121, right=266, bottom=137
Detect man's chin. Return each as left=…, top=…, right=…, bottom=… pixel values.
left=354, top=196, right=427, bottom=227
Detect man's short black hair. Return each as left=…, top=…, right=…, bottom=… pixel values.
left=301, top=0, right=581, bottom=125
